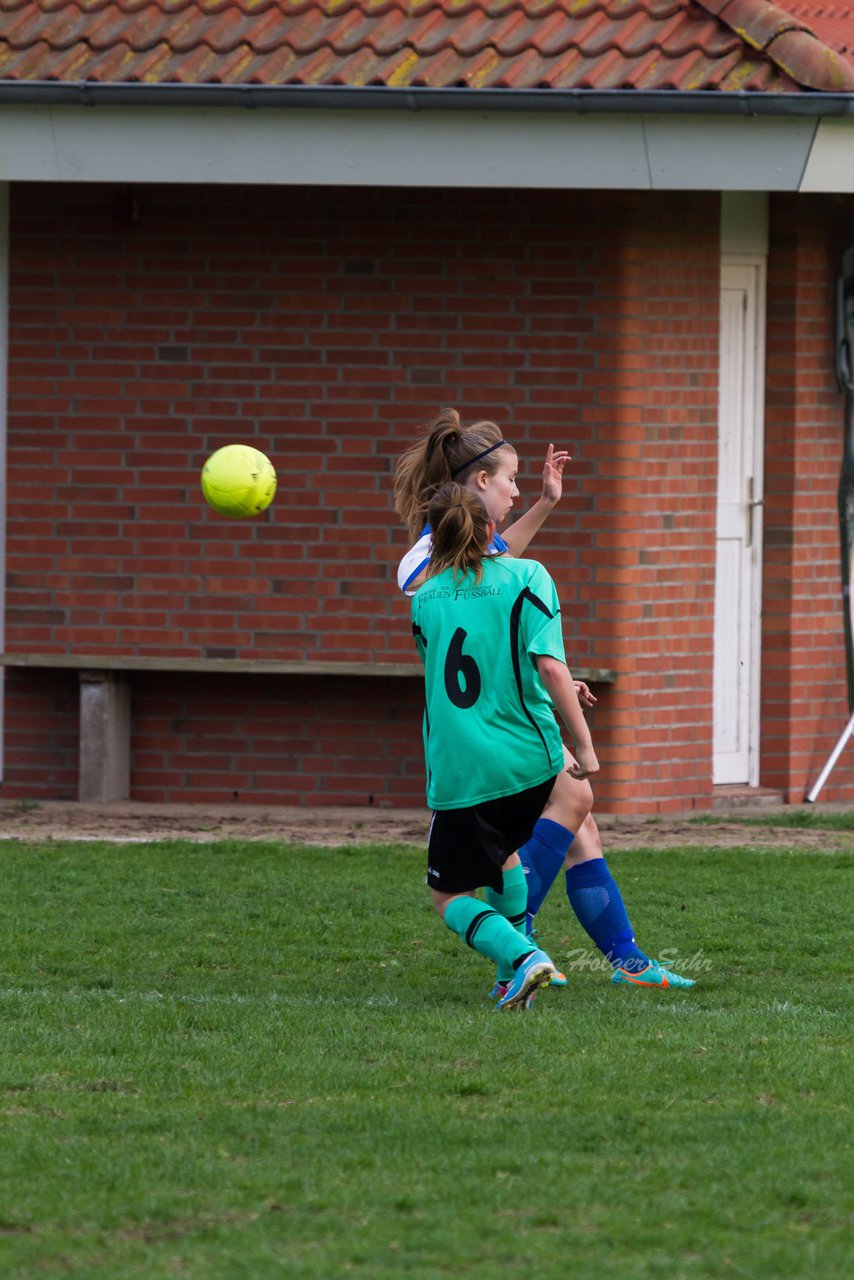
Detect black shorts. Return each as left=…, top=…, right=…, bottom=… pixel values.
left=426, top=776, right=558, bottom=895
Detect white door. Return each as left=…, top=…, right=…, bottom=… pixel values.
left=713, top=260, right=765, bottom=785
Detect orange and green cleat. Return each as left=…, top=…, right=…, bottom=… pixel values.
left=611, top=958, right=695, bottom=989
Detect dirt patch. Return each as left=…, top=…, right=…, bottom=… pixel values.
left=0, top=799, right=851, bottom=849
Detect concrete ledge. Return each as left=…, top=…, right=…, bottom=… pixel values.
left=0, top=653, right=432, bottom=679
left=0, top=652, right=617, bottom=683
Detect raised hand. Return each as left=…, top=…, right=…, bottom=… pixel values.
left=542, top=443, right=571, bottom=505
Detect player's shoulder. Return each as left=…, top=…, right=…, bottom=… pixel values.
left=491, top=555, right=554, bottom=589
left=397, top=528, right=433, bottom=594
left=491, top=557, right=559, bottom=615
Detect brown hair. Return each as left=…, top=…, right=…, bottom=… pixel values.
left=393, top=407, right=511, bottom=542
left=426, top=483, right=493, bottom=585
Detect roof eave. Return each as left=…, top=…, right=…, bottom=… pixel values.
left=1, top=81, right=853, bottom=117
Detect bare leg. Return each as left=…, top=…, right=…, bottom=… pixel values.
left=538, top=747, right=603, bottom=867
left=542, top=765, right=594, bottom=835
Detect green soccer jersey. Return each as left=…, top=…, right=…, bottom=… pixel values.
left=411, top=555, right=567, bottom=809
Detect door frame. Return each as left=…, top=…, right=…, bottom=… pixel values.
left=714, top=253, right=766, bottom=787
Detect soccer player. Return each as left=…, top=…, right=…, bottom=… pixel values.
left=413, top=482, right=598, bottom=1010
left=395, top=408, right=695, bottom=992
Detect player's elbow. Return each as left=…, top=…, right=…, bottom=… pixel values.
left=535, top=655, right=567, bottom=688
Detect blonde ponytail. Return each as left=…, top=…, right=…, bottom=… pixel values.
left=427, top=484, right=492, bottom=584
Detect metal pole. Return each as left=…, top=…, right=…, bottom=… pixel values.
left=806, top=708, right=854, bottom=803
left=811, top=256, right=854, bottom=802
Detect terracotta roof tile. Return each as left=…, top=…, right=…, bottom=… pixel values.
left=704, top=0, right=798, bottom=47
left=769, top=24, right=854, bottom=88
left=782, top=4, right=854, bottom=55
left=0, top=0, right=851, bottom=94
left=701, top=0, right=854, bottom=88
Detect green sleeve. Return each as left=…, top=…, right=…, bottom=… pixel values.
left=521, top=564, right=567, bottom=666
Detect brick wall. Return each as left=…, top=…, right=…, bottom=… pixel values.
left=2, top=670, right=78, bottom=799
left=3, top=183, right=721, bottom=810
left=762, top=194, right=854, bottom=802
left=581, top=211, right=721, bottom=814
left=129, top=672, right=427, bottom=807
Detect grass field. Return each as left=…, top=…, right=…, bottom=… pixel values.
left=0, top=834, right=851, bottom=1279
left=690, top=807, right=854, bottom=830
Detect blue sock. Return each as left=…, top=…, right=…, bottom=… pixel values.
left=565, top=858, right=649, bottom=972
left=520, top=818, right=575, bottom=931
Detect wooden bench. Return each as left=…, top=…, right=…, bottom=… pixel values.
left=0, top=654, right=616, bottom=803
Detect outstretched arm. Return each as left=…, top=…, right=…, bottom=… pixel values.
left=502, top=444, right=570, bottom=557
left=535, top=655, right=599, bottom=780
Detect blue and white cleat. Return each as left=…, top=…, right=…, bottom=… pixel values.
left=496, top=949, right=557, bottom=1011
left=526, top=929, right=566, bottom=987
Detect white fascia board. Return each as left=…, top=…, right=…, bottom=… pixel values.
left=644, top=115, right=815, bottom=190
left=0, top=103, right=817, bottom=190
left=800, top=118, right=854, bottom=191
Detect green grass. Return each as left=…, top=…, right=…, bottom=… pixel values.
left=0, top=838, right=851, bottom=1280
left=690, top=807, right=854, bottom=831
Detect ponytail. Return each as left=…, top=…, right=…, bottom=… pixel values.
left=427, top=483, right=492, bottom=584
left=394, top=408, right=510, bottom=542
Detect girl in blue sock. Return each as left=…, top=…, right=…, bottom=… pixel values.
left=394, top=408, right=695, bottom=992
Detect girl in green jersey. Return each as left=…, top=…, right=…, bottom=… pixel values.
left=414, top=483, right=598, bottom=1010
left=396, top=409, right=695, bottom=993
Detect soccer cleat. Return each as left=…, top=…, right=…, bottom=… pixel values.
left=611, top=958, right=696, bottom=989
left=527, top=928, right=566, bottom=988
left=490, top=976, right=562, bottom=999
left=653, top=959, right=696, bottom=989
left=496, top=949, right=557, bottom=1011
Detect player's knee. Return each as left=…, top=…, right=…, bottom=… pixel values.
left=572, top=779, right=594, bottom=828
left=557, top=779, right=593, bottom=833
left=544, top=775, right=593, bottom=834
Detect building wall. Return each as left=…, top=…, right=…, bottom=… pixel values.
left=2, top=183, right=721, bottom=810
left=762, top=194, right=854, bottom=802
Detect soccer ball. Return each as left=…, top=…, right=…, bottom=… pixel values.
left=200, top=444, right=277, bottom=518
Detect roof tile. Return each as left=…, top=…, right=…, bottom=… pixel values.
left=698, top=0, right=854, bottom=88
left=769, top=25, right=854, bottom=89
left=783, top=4, right=854, bottom=56
left=0, top=0, right=850, bottom=94
left=713, top=0, right=803, bottom=51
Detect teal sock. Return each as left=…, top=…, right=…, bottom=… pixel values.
left=485, top=863, right=529, bottom=982
left=443, top=896, right=534, bottom=973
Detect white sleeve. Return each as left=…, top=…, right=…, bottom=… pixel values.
left=397, top=532, right=433, bottom=596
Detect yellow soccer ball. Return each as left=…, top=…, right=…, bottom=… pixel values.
left=200, top=444, right=277, bottom=518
